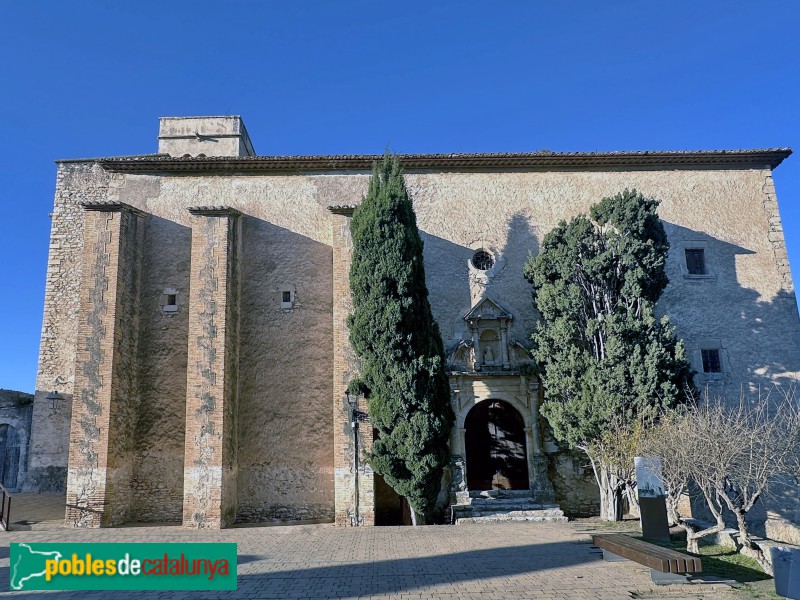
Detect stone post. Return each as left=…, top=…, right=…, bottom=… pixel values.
left=330, top=207, right=374, bottom=526
left=500, top=321, right=510, bottom=370
left=65, top=201, right=145, bottom=527
left=182, top=207, right=241, bottom=529
left=528, top=378, right=555, bottom=503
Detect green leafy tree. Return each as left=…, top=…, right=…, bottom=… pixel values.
left=523, top=189, right=694, bottom=520
left=348, top=154, right=454, bottom=524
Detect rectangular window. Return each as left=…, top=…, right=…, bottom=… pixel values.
left=162, top=289, right=179, bottom=313
left=685, top=249, right=706, bottom=275
left=282, top=291, right=291, bottom=303
left=701, top=348, right=721, bottom=373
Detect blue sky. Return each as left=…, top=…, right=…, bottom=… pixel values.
left=1, top=2, right=799, bottom=393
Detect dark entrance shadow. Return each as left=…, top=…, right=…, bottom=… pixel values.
left=465, top=400, right=529, bottom=490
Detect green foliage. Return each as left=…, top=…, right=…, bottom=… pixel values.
left=348, top=154, right=454, bottom=517
left=523, top=189, right=695, bottom=456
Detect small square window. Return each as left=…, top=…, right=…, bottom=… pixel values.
left=685, top=249, right=706, bottom=275
left=162, top=289, right=179, bottom=313
left=701, top=348, right=721, bottom=373
left=280, top=289, right=294, bottom=309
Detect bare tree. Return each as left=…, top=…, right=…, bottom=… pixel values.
left=644, top=388, right=800, bottom=571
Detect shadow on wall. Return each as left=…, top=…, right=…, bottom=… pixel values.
left=660, top=222, right=800, bottom=532
left=132, top=216, right=191, bottom=524
left=236, top=215, right=334, bottom=524
left=421, top=212, right=541, bottom=356
left=660, top=222, right=800, bottom=394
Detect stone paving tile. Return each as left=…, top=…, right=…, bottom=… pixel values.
left=0, top=520, right=748, bottom=599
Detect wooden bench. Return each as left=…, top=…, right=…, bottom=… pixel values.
left=592, top=533, right=702, bottom=584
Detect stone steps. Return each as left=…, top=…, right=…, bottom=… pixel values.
left=456, top=514, right=569, bottom=524
left=451, top=493, right=567, bottom=524
left=468, top=489, right=534, bottom=499
left=454, top=499, right=552, bottom=510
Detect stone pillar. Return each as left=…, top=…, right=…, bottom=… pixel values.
left=330, top=208, right=374, bottom=526
left=500, top=321, right=510, bottom=370
left=182, top=207, right=241, bottom=529
left=65, top=202, right=145, bottom=527
left=470, top=322, right=481, bottom=371
left=528, top=378, right=555, bottom=503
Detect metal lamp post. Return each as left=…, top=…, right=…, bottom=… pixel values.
left=346, top=390, right=363, bottom=526
left=346, top=390, right=369, bottom=526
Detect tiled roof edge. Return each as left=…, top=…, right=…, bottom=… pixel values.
left=83, top=148, right=790, bottom=173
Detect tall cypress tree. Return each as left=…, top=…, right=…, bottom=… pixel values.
left=348, top=154, right=454, bottom=523
left=524, top=189, right=695, bottom=520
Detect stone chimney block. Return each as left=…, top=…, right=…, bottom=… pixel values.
left=158, top=116, right=256, bottom=157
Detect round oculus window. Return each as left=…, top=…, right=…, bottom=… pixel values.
left=472, top=249, right=494, bottom=271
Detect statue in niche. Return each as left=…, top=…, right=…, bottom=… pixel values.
left=483, top=346, right=495, bottom=365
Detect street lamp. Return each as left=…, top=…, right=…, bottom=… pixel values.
left=46, top=391, right=64, bottom=414
left=346, top=389, right=365, bottom=526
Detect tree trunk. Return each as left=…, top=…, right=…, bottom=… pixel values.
left=665, top=495, right=680, bottom=527
left=686, top=533, right=700, bottom=555
left=734, top=510, right=771, bottom=575
left=596, top=463, right=625, bottom=521
left=409, top=504, right=425, bottom=526
left=625, top=482, right=640, bottom=518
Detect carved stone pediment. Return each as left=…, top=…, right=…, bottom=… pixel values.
left=463, top=296, right=513, bottom=323
left=446, top=295, right=533, bottom=373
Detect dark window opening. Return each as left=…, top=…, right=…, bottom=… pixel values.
left=472, top=249, right=494, bottom=271
left=701, top=348, right=722, bottom=373
left=685, top=249, right=706, bottom=275
left=282, top=291, right=291, bottom=303
left=166, top=294, right=177, bottom=306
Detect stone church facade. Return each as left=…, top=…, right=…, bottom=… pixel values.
left=26, top=116, right=800, bottom=532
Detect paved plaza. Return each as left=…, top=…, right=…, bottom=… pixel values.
left=0, top=495, right=747, bottom=599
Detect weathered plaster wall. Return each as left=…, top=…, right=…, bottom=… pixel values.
left=34, top=159, right=800, bottom=531
left=236, top=215, right=334, bottom=523
left=131, top=214, right=190, bottom=523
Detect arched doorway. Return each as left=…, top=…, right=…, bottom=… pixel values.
left=0, top=424, right=20, bottom=490
left=465, top=400, right=529, bottom=490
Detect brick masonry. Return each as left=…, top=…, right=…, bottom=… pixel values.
left=331, top=210, right=375, bottom=527
left=65, top=203, right=144, bottom=527
left=182, top=207, right=241, bottom=529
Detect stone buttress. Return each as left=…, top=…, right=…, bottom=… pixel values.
left=65, top=202, right=145, bottom=527
left=330, top=207, right=375, bottom=526
left=182, top=207, right=241, bottom=529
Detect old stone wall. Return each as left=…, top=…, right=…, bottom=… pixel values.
left=235, top=215, right=334, bottom=524
left=28, top=162, right=111, bottom=492
left=130, top=215, right=191, bottom=523
left=0, top=390, right=33, bottom=491
left=33, top=158, right=800, bottom=532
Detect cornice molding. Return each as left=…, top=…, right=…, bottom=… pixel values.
left=94, top=148, right=792, bottom=174
left=187, top=206, right=242, bottom=217
left=80, top=201, right=148, bottom=217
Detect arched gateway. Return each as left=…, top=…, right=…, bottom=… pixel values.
left=465, top=400, right=529, bottom=490
left=446, top=295, right=558, bottom=514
